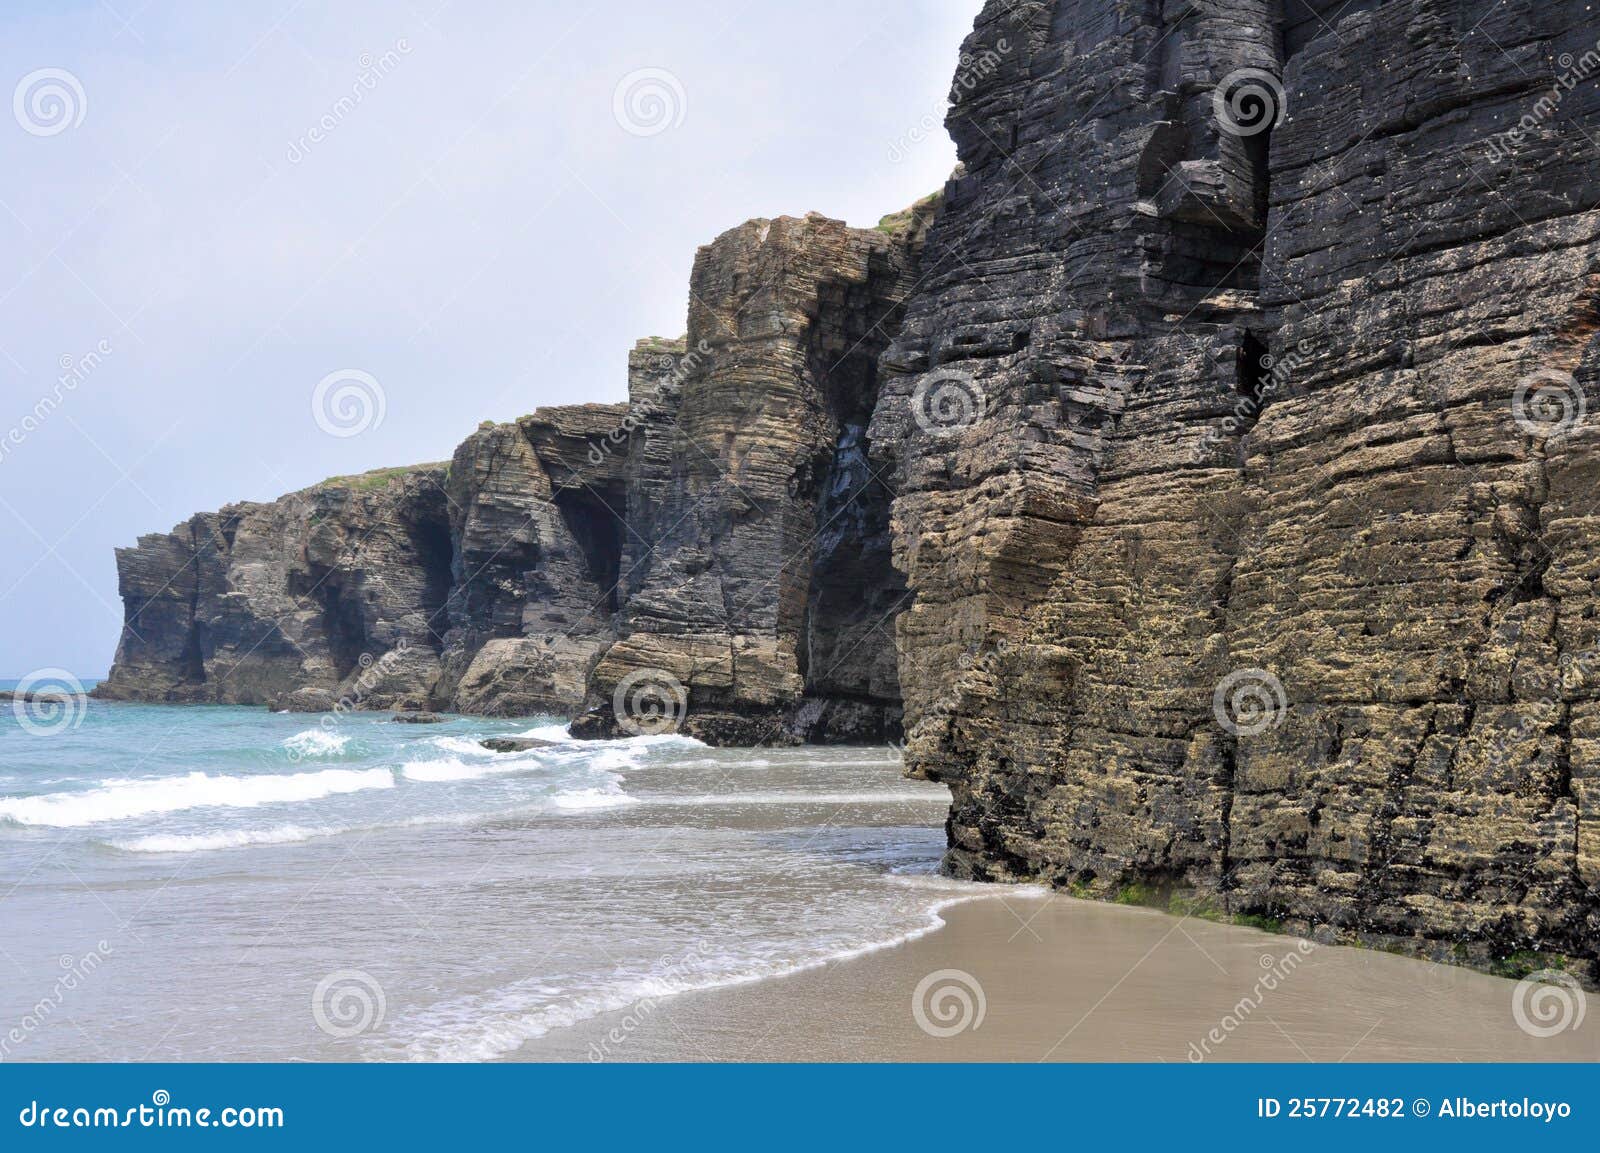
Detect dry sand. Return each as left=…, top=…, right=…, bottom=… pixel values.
left=517, top=891, right=1599, bottom=1062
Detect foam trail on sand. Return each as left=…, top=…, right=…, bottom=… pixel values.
left=393, top=893, right=1013, bottom=1062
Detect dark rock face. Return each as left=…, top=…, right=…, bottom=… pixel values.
left=434, top=405, right=629, bottom=716
left=872, top=0, right=1600, bottom=974
left=98, top=467, right=453, bottom=711
left=479, top=737, right=560, bottom=753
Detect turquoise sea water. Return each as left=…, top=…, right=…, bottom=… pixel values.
left=0, top=697, right=971, bottom=1061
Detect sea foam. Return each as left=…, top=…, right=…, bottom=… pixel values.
left=282, top=728, right=351, bottom=759
left=0, top=768, right=395, bottom=827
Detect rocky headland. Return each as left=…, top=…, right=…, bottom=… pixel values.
left=101, top=0, right=1600, bottom=980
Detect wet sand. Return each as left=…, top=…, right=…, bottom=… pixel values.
left=517, top=891, right=1599, bottom=1062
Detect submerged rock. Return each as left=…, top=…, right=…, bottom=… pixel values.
left=479, top=737, right=560, bottom=753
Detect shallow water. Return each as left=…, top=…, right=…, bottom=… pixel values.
left=0, top=700, right=973, bottom=1061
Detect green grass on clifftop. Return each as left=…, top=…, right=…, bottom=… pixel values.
left=875, top=190, right=944, bottom=235
left=317, top=464, right=445, bottom=492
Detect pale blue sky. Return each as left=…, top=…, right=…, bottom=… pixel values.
left=0, top=1, right=976, bottom=677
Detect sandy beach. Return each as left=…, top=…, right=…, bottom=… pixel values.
left=519, top=891, right=1600, bottom=1062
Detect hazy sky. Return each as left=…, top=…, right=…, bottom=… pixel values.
left=0, top=1, right=976, bottom=678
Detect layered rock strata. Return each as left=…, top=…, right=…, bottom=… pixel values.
left=97, top=466, right=453, bottom=711
left=573, top=208, right=934, bottom=744
left=103, top=207, right=933, bottom=734
left=875, top=0, right=1600, bottom=976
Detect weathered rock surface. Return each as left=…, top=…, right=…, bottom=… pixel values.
left=432, top=405, right=629, bottom=716
left=102, top=208, right=934, bottom=736
left=572, top=208, right=935, bottom=745
left=872, top=0, right=1600, bottom=977
left=97, top=466, right=454, bottom=711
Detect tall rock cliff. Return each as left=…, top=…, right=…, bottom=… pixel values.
left=872, top=0, right=1600, bottom=974
left=99, top=0, right=1600, bottom=976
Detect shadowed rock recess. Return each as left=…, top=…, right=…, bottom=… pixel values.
left=101, top=0, right=1600, bottom=976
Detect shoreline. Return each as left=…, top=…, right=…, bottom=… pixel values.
left=514, top=890, right=1600, bottom=1063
